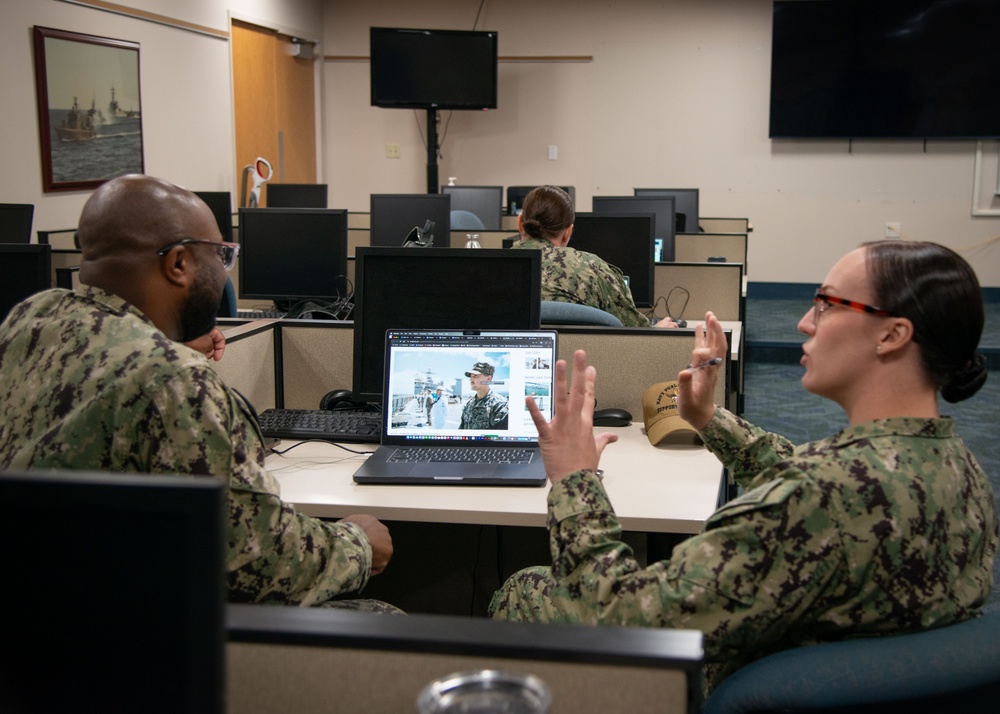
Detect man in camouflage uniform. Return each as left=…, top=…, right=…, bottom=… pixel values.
left=512, top=235, right=653, bottom=327
left=0, top=174, right=397, bottom=609
left=490, top=348, right=998, bottom=694
left=459, top=361, right=509, bottom=430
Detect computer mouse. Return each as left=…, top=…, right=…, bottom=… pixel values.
left=593, top=407, right=633, bottom=427
left=675, top=319, right=687, bottom=328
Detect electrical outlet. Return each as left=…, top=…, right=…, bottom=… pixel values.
left=386, top=143, right=400, bottom=159
left=884, top=222, right=901, bottom=239
left=548, top=145, right=558, bottom=160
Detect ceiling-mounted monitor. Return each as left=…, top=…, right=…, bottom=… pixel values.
left=370, top=27, right=498, bottom=111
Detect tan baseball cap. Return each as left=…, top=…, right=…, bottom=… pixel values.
left=642, top=381, right=702, bottom=446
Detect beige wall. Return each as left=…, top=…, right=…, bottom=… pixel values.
left=322, top=0, right=1000, bottom=287
left=3, top=0, right=999, bottom=286
left=1, top=0, right=321, bottom=232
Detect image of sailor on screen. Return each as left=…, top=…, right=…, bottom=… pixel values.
left=459, top=361, right=509, bottom=430
left=431, top=387, right=448, bottom=428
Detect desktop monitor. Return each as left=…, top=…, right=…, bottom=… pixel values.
left=0, top=243, right=51, bottom=322
left=506, top=186, right=576, bottom=215
left=0, top=203, right=34, bottom=243
left=1, top=470, right=226, bottom=714
left=193, top=191, right=234, bottom=242
left=442, top=185, right=503, bottom=231
left=266, top=183, right=329, bottom=208
left=352, top=247, right=541, bottom=403
left=237, top=208, right=349, bottom=309
left=568, top=212, right=655, bottom=308
left=634, top=188, right=699, bottom=233
left=592, top=195, right=675, bottom=263
left=370, top=194, right=452, bottom=247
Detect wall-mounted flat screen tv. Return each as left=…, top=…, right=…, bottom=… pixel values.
left=370, top=27, right=498, bottom=110
left=770, top=0, right=1000, bottom=139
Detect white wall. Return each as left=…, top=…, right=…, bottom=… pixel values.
left=0, top=0, right=320, bottom=233
left=3, top=0, right=998, bottom=286
left=322, top=0, right=1000, bottom=286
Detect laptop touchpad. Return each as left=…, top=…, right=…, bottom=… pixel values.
left=409, top=463, right=497, bottom=479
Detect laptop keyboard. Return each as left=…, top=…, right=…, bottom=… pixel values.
left=256, top=408, right=381, bottom=443
left=388, top=447, right=535, bottom=464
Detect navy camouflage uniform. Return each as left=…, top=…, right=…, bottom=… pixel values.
left=511, top=236, right=651, bottom=327
left=0, top=287, right=386, bottom=607
left=459, top=390, right=509, bottom=430
left=489, top=406, right=999, bottom=693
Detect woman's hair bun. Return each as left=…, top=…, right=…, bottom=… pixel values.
left=941, top=353, right=988, bottom=403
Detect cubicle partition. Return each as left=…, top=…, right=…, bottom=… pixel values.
left=699, top=217, right=750, bottom=234
left=213, top=320, right=731, bottom=418
left=227, top=605, right=703, bottom=714
left=653, top=261, right=744, bottom=323
left=675, top=232, right=748, bottom=272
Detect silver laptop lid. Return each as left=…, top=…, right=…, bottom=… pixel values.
left=380, top=330, right=557, bottom=446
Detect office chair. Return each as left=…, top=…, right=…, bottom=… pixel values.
left=540, top=300, right=623, bottom=327
left=702, top=610, right=1000, bottom=714
left=218, top=276, right=238, bottom=318
left=450, top=210, right=486, bottom=231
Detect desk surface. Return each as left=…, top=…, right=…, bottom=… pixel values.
left=266, top=423, right=724, bottom=534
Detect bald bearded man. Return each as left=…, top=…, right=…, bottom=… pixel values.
left=0, top=174, right=397, bottom=609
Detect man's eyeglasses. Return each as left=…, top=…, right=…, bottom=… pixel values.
left=812, top=290, right=895, bottom=322
left=156, top=239, right=240, bottom=271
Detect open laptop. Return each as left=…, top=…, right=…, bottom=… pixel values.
left=352, top=329, right=557, bottom=486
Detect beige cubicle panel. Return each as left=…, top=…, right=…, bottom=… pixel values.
left=699, top=216, right=750, bottom=234
left=653, top=262, right=744, bottom=322
left=227, top=606, right=703, bottom=714
left=556, top=328, right=729, bottom=418
left=216, top=321, right=728, bottom=420
left=675, top=232, right=748, bottom=271
left=279, top=321, right=355, bottom=409
left=211, top=321, right=280, bottom=411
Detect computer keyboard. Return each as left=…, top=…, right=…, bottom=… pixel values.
left=236, top=309, right=286, bottom=319
left=256, top=408, right=382, bottom=443
left=388, top=447, right=535, bottom=464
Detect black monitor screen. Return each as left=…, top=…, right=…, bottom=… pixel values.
left=370, top=194, right=452, bottom=248
left=370, top=27, right=498, bottom=110
left=266, top=183, right=328, bottom=208
left=237, top=208, right=348, bottom=306
left=506, top=186, right=576, bottom=216
left=634, top=188, right=699, bottom=234
left=193, top=192, right=234, bottom=243
left=592, top=195, right=675, bottom=263
left=442, top=186, right=503, bottom=231
left=1, top=470, right=225, bottom=714
left=567, top=213, right=655, bottom=308
left=352, top=247, right=541, bottom=403
left=0, top=243, right=51, bottom=321
left=770, top=0, right=1000, bottom=139
left=0, top=203, right=34, bottom=243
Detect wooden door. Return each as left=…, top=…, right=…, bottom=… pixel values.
left=231, top=20, right=317, bottom=206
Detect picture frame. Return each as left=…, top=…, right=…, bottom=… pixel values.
left=32, top=26, right=144, bottom=193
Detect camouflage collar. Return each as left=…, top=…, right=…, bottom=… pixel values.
left=829, top=416, right=956, bottom=447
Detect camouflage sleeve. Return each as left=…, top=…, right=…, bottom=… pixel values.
left=698, top=406, right=797, bottom=490
left=136, top=360, right=372, bottom=605
left=587, top=259, right=651, bottom=327
left=544, top=469, right=840, bottom=671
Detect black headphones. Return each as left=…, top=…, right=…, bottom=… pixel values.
left=319, top=389, right=361, bottom=410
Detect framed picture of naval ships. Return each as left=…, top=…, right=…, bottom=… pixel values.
left=33, top=27, right=144, bottom=192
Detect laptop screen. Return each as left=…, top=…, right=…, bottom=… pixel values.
left=382, top=330, right=557, bottom=443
